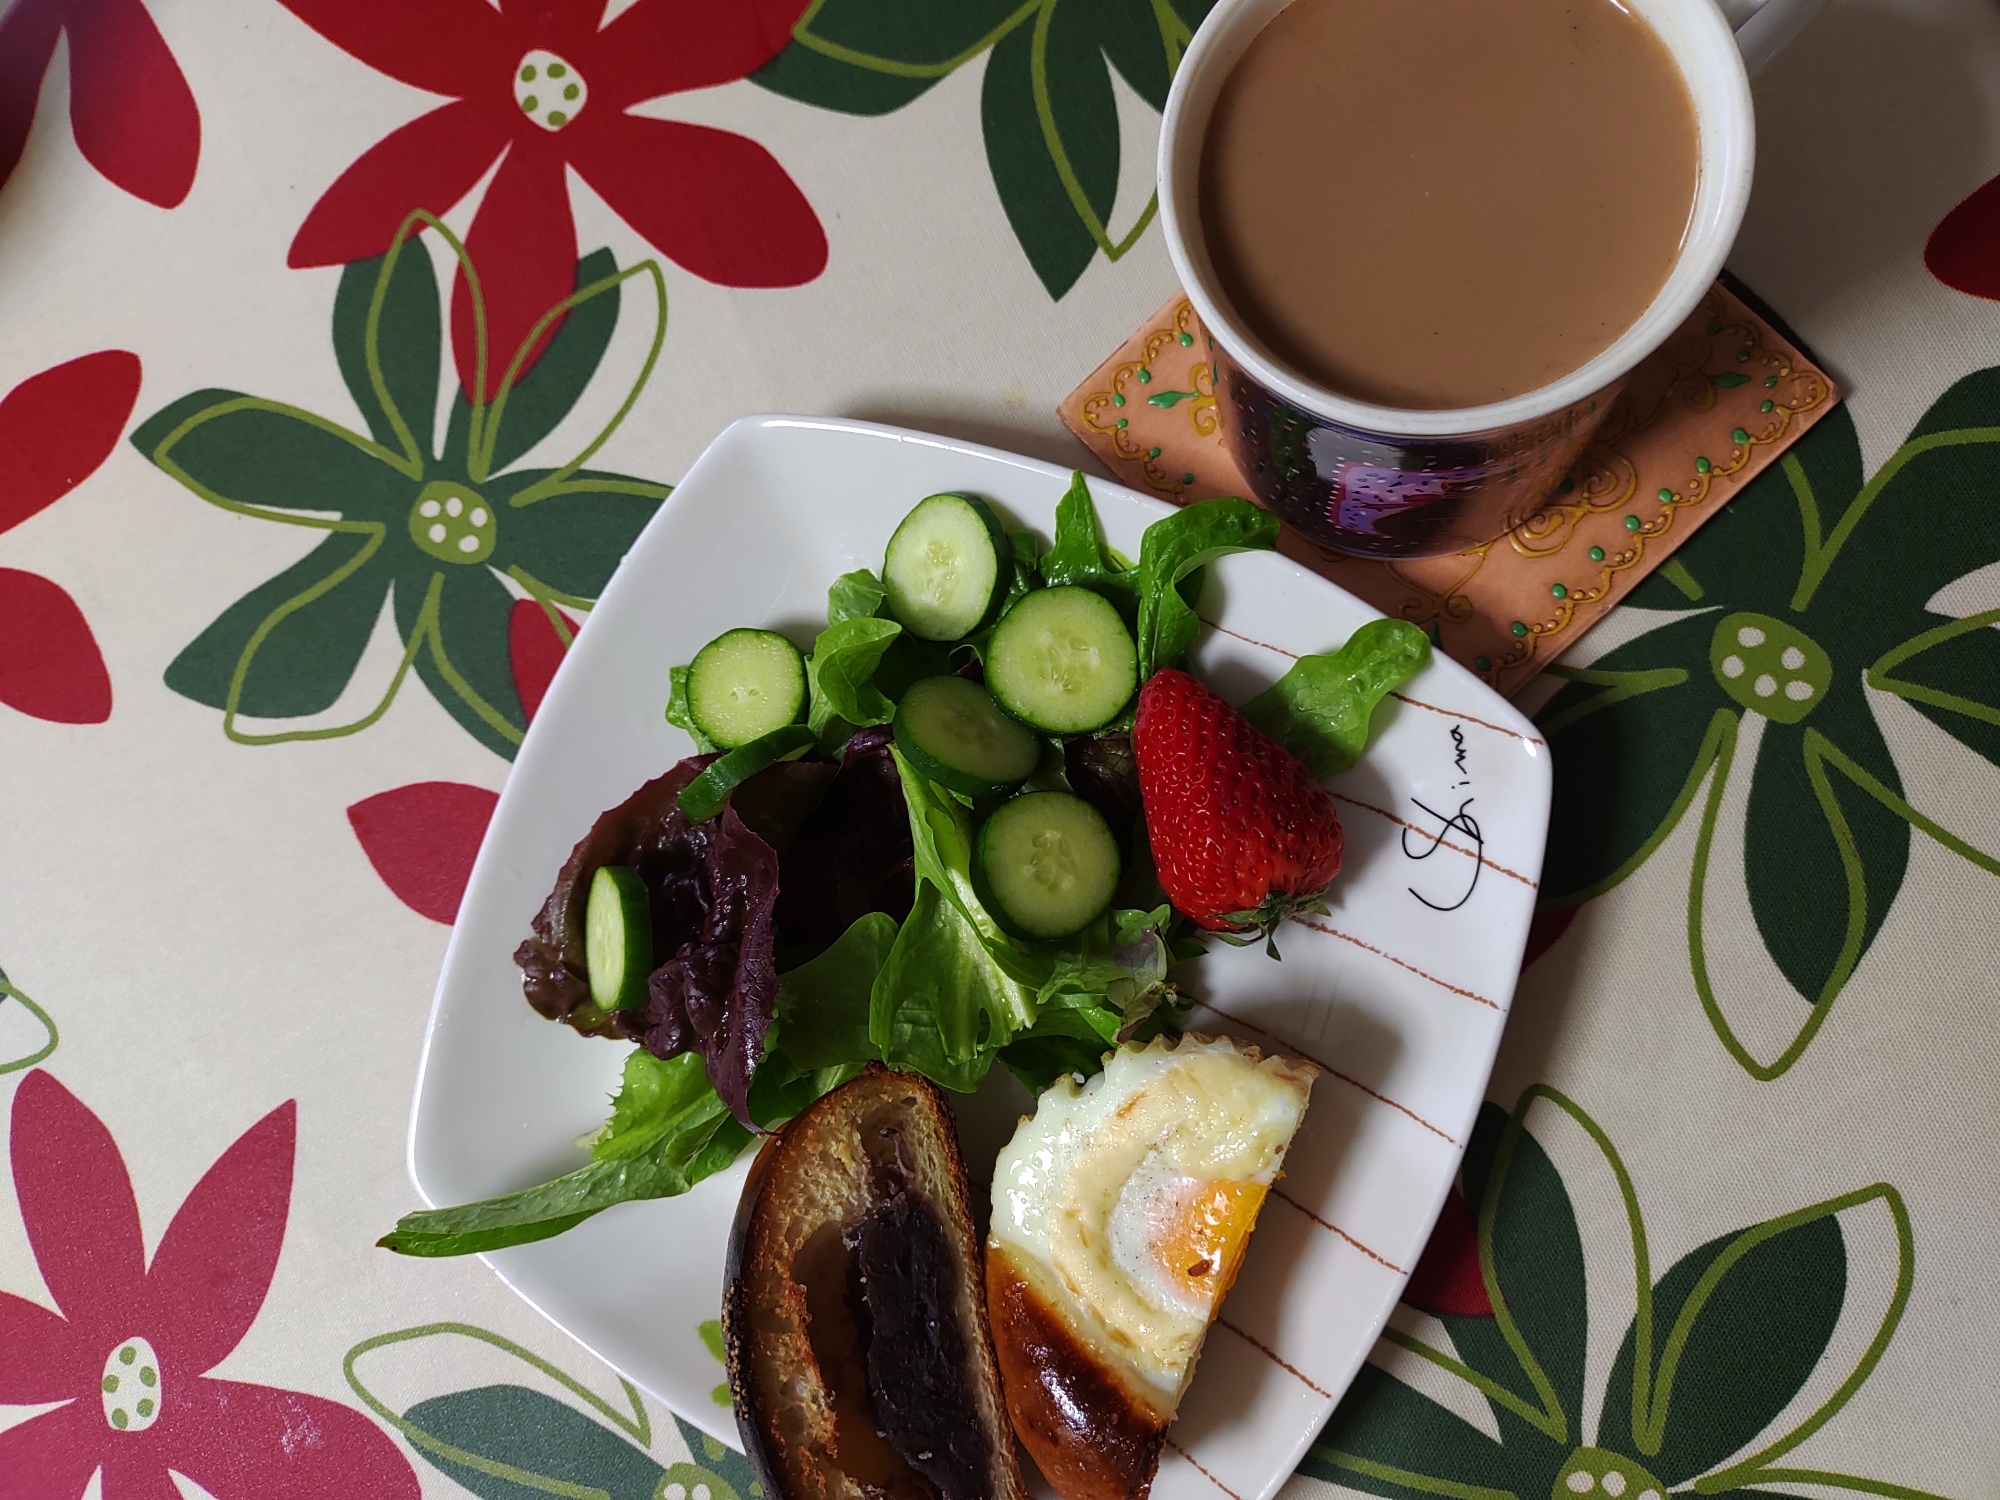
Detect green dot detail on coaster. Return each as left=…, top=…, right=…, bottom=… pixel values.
left=1624, top=514, right=1642, bottom=531
left=1557, top=476, right=1574, bottom=495
left=1761, top=399, right=1774, bottom=413
left=1657, top=487, right=1674, bottom=502
left=1510, top=620, right=1528, bottom=637
left=1588, top=546, right=1605, bottom=562
left=1707, top=321, right=1722, bottom=334
left=1180, top=472, right=1195, bottom=485
left=1115, top=417, right=1127, bottom=429
left=1736, top=350, right=1751, bottom=362
left=1136, top=367, right=1151, bottom=382
left=1178, top=331, right=1193, bottom=346
left=514, top=49, right=585, bottom=131
left=1695, top=455, right=1711, bottom=473
left=410, top=481, right=497, bottom=564
left=1551, top=582, right=1568, bottom=599
left=1710, top=611, right=1831, bottom=724
left=1766, top=374, right=1780, bottom=386
left=1732, top=427, right=1749, bottom=444
left=1147, top=446, right=1162, bottom=459
left=1111, top=393, right=1124, bottom=406
left=1473, top=655, right=1491, bottom=671
left=103, top=1336, right=162, bottom=1432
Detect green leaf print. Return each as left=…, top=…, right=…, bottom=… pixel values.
left=345, top=1324, right=762, bottom=1500
left=1596, top=1217, right=1844, bottom=1485
left=403, top=1385, right=670, bottom=1500
left=332, top=235, right=442, bottom=456
left=1536, top=370, right=2000, bottom=1079
left=162, top=530, right=388, bottom=719
left=1308, top=1089, right=1942, bottom=1500
left=134, top=212, right=671, bottom=758
left=753, top=0, right=1213, bottom=298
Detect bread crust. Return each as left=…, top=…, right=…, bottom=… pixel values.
left=724, top=1065, right=1026, bottom=1500
left=985, top=1240, right=1169, bottom=1500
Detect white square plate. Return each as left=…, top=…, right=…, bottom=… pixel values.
left=409, top=416, right=1551, bottom=1500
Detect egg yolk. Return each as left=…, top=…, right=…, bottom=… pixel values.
left=1148, top=1178, right=1268, bottom=1308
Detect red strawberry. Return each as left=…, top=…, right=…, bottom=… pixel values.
left=1133, top=668, right=1343, bottom=940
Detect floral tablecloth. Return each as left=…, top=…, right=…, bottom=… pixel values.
left=2, top=1, right=1997, bottom=1496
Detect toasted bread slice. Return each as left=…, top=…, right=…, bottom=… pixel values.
left=985, top=1034, right=1318, bottom=1500
left=724, top=1065, right=1027, bottom=1500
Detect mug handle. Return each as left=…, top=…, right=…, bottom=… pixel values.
left=1733, top=0, right=1828, bottom=76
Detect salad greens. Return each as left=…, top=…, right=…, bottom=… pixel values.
left=381, top=478, right=1424, bottom=1258
left=1244, top=617, right=1434, bottom=778
left=1134, top=496, right=1281, bottom=679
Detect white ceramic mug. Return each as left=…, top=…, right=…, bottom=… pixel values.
left=1158, top=0, right=1773, bottom=557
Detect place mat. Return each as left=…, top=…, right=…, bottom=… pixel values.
left=1059, top=284, right=1839, bottom=694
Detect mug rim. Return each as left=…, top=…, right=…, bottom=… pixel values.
left=1157, top=0, right=1758, bottom=441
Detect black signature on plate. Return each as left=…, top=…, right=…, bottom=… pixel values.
left=1405, top=724, right=1482, bottom=912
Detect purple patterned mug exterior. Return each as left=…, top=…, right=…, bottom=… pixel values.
left=1159, top=0, right=1757, bottom=559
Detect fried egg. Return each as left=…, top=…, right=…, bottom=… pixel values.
left=988, top=1033, right=1317, bottom=1405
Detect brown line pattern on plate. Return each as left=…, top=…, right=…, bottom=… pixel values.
left=1216, top=1318, right=1333, bottom=1398
left=1270, top=1189, right=1406, bottom=1273
left=1289, top=918, right=1505, bottom=1012
left=1331, top=793, right=1538, bottom=888
left=1197, top=618, right=1545, bottom=746
left=1165, top=1439, right=1243, bottom=1500
left=1190, top=999, right=1457, bottom=1144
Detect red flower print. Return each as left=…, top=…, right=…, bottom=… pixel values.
left=0, top=351, right=141, bottom=725
left=349, top=781, right=500, bottom=924
left=1401, top=1184, right=1493, bottom=1318
left=280, top=0, right=826, bottom=401
left=1927, top=173, right=2000, bottom=300
left=0, top=1071, right=420, bottom=1499
left=508, top=596, right=580, bottom=722
left=0, top=0, right=200, bottom=207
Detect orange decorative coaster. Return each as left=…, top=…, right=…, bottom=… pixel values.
left=1059, top=284, right=1838, bottom=695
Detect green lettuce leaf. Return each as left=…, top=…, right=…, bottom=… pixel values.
left=1040, top=470, right=1136, bottom=615
left=665, top=664, right=719, bottom=753
left=872, top=748, right=1038, bottom=1080
left=1241, top=618, right=1432, bottom=777
left=806, top=614, right=904, bottom=744
left=378, top=1051, right=737, bottom=1257
left=873, top=883, right=1026, bottom=1089
left=774, top=910, right=900, bottom=1068
left=1134, top=497, right=1280, bottom=678
left=828, top=567, right=887, bottom=624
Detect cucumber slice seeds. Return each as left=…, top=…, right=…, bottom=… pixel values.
left=975, top=791, right=1122, bottom=940
left=881, top=492, right=1007, bottom=641
left=585, top=865, right=651, bottom=1011
left=686, top=628, right=806, bottom=748
left=986, top=585, right=1138, bottom=735
left=893, top=675, right=1040, bottom=798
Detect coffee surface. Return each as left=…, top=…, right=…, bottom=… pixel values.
left=1201, top=0, right=1698, bottom=410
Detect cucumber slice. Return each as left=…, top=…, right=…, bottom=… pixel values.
left=986, top=586, right=1138, bottom=735
left=975, top=792, right=1122, bottom=940
left=893, top=675, right=1040, bottom=798
left=686, top=629, right=806, bottom=748
left=585, top=865, right=652, bottom=1011
left=881, top=492, right=1008, bottom=641
left=678, top=723, right=817, bottom=823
